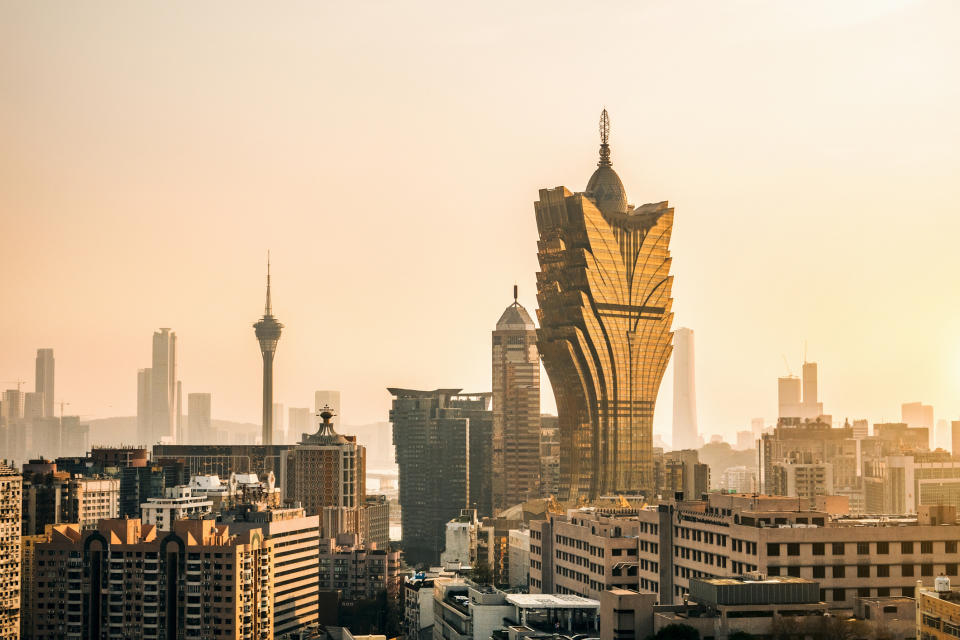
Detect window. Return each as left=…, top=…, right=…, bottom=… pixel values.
left=813, top=566, right=825, bottom=579
left=857, top=565, right=870, bottom=577
left=787, top=566, right=800, bottom=577
left=832, top=589, right=845, bottom=602
left=877, top=565, right=889, bottom=577
left=832, top=543, right=845, bottom=555
left=857, top=542, right=869, bottom=555
left=813, top=543, right=825, bottom=556
left=858, top=587, right=870, bottom=598
left=768, top=566, right=780, bottom=576
left=833, top=565, right=845, bottom=578
left=922, top=541, right=934, bottom=554
left=922, top=564, right=934, bottom=576
left=902, top=542, right=914, bottom=554
left=877, top=541, right=889, bottom=554
left=902, top=564, right=915, bottom=577
left=877, top=587, right=890, bottom=597
left=948, top=564, right=958, bottom=576
left=948, top=541, right=958, bottom=554
left=787, top=543, right=800, bottom=556
left=767, top=543, right=780, bottom=557
left=903, top=586, right=915, bottom=598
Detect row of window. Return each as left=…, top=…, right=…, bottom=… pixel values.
left=768, top=540, right=954, bottom=556
left=768, top=563, right=960, bottom=579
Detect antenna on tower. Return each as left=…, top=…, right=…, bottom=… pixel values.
left=598, top=108, right=611, bottom=167
left=513, top=284, right=518, bottom=304
left=264, top=251, right=273, bottom=316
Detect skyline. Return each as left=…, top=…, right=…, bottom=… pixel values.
left=3, top=1, right=960, bottom=442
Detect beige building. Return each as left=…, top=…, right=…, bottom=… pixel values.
left=318, top=532, right=402, bottom=604
left=30, top=518, right=277, bottom=640
left=918, top=577, right=960, bottom=640
left=0, top=464, right=22, bottom=640
left=62, top=476, right=119, bottom=530
left=531, top=496, right=960, bottom=611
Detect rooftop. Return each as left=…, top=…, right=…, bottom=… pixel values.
left=505, top=594, right=600, bottom=610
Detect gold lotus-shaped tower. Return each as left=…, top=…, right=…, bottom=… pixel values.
left=535, top=109, right=674, bottom=501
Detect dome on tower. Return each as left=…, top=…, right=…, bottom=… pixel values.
left=583, top=108, right=629, bottom=216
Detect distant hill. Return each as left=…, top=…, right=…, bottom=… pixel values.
left=86, top=416, right=397, bottom=472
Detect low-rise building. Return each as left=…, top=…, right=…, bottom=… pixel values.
left=530, top=495, right=960, bottom=611
left=140, top=485, right=214, bottom=530
left=918, top=577, right=960, bottom=640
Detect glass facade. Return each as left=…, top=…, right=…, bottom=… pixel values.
left=535, top=111, right=674, bottom=500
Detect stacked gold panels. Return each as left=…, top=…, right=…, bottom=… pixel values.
left=535, top=189, right=674, bottom=501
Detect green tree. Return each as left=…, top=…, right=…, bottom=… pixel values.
left=651, top=623, right=700, bottom=640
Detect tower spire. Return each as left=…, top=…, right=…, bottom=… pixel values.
left=513, top=284, right=518, bottom=304
left=264, top=251, right=272, bottom=316
left=598, top=108, right=611, bottom=167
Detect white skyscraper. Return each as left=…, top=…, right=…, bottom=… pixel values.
left=314, top=390, right=341, bottom=423
left=672, top=327, right=699, bottom=450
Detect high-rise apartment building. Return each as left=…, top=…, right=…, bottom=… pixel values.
left=136, top=368, right=152, bottom=444
left=30, top=518, right=274, bottom=640
left=187, top=392, right=212, bottom=444
left=903, top=402, right=935, bottom=450
left=318, top=532, right=402, bottom=604
left=777, top=376, right=801, bottom=419
left=35, top=349, right=54, bottom=418
left=0, top=464, right=22, bottom=640
left=492, top=289, right=540, bottom=511
left=536, top=110, right=674, bottom=501
left=287, top=409, right=366, bottom=537
left=221, top=504, right=321, bottom=636
left=389, top=388, right=470, bottom=565
left=672, top=328, right=699, bottom=451
left=1, top=389, right=23, bottom=421
left=314, top=390, right=341, bottom=422
left=254, top=259, right=283, bottom=447
left=23, top=393, right=44, bottom=420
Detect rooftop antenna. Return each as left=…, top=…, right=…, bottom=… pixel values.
left=803, top=340, right=808, bottom=364
left=513, top=284, right=518, bottom=304
left=264, top=251, right=272, bottom=316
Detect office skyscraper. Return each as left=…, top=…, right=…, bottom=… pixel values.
left=491, top=286, right=540, bottom=511
left=136, top=368, right=152, bottom=444
left=536, top=110, right=675, bottom=500
left=254, top=257, right=283, bottom=446
left=672, top=327, right=699, bottom=451
left=34, top=348, right=54, bottom=417
left=142, top=328, right=177, bottom=445
left=288, top=407, right=311, bottom=440
left=388, top=387, right=470, bottom=565
left=187, top=392, right=212, bottom=444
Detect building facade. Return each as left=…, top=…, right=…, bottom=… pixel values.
left=29, top=518, right=274, bottom=640
left=491, top=290, right=541, bottom=512
left=0, top=464, right=22, bottom=640
left=535, top=110, right=674, bottom=501
left=389, top=388, right=471, bottom=566
left=187, top=393, right=212, bottom=445
left=35, top=349, right=55, bottom=418
left=318, top=532, right=401, bottom=604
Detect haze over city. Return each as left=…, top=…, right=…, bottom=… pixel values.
left=3, top=0, right=960, bottom=442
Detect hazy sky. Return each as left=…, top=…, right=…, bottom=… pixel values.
left=2, top=1, right=959, bottom=443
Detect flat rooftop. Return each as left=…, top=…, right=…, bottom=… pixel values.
left=506, top=594, right=600, bottom=610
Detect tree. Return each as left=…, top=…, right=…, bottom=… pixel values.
left=471, top=559, right=493, bottom=586
left=651, top=623, right=700, bottom=640
left=728, top=632, right=755, bottom=640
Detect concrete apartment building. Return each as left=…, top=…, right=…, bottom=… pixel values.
left=29, top=518, right=274, bottom=640
left=0, top=464, right=22, bottom=640
left=531, top=495, right=960, bottom=612
left=61, top=476, right=119, bottom=530
left=220, top=504, right=321, bottom=637
left=318, top=532, right=402, bottom=604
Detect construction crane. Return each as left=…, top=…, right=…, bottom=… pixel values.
left=781, top=355, right=793, bottom=376
left=0, top=378, right=27, bottom=392
left=58, top=401, right=70, bottom=419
